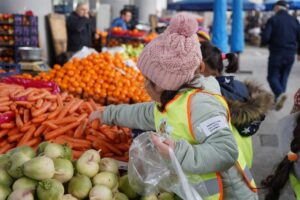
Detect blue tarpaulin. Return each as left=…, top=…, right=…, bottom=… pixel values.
left=167, top=0, right=265, bottom=11
left=231, top=0, right=244, bottom=53
left=264, top=0, right=300, bottom=10
left=212, top=0, right=229, bottom=53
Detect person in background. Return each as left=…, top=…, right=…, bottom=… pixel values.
left=90, top=13, right=258, bottom=200
left=261, top=0, right=300, bottom=110
left=111, top=9, right=132, bottom=30
left=197, top=26, right=211, bottom=43
left=262, top=88, right=300, bottom=200
left=67, top=2, right=98, bottom=53
left=200, top=41, right=273, bottom=168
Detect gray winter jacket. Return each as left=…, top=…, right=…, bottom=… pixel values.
left=101, top=76, right=258, bottom=200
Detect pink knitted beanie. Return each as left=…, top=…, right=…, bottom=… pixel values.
left=137, top=12, right=202, bottom=91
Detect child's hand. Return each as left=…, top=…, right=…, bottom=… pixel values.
left=151, top=134, right=176, bottom=160
left=89, top=107, right=105, bottom=123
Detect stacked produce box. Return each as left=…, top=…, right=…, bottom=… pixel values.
left=0, top=14, right=38, bottom=63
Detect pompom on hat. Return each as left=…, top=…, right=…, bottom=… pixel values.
left=137, top=12, right=202, bottom=91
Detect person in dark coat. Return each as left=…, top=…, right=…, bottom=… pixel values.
left=67, top=2, right=97, bottom=53
left=261, top=0, right=300, bottom=110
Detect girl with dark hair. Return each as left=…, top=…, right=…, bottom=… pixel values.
left=90, top=13, right=258, bottom=200
left=200, top=41, right=273, bottom=168
left=262, top=88, right=300, bottom=200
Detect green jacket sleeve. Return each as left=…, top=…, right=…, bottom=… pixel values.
left=174, top=93, right=238, bottom=174
left=101, top=102, right=156, bottom=131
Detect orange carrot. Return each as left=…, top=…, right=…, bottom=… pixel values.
left=0, top=97, right=9, bottom=102
left=49, top=102, right=57, bottom=112
left=15, top=112, right=24, bottom=128
left=18, top=125, right=36, bottom=146
left=0, top=142, right=14, bottom=154
left=88, top=98, right=98, bottom=111
left=45, top=95, right=57, bottom=101
left=20, top=123, right=32, bottom=132
left=66, top=130, right=74, bottom=136
left=86, top=135, right=99, bottom=142
left=84, top=102, right=94, bottom=114
left=10, top=103, right=17, bottom=112
left=0, top=106, right=10, bottom=112
left=91, top=130, right=111, bottom=142
left=56, top=94, right=63, bottom=107
left=52, top=116, right=77, bottom=125
left=15, top=88, right=34, bottom=98
left=23, top=109, right=30, bottom=123
left=21, top=137, right=41, bottom=147
left=60, top=92, right=68, bottom=101
left=32, top=101, right=52, bottom=117
left=48, top=105, right=63, bottom=119
left=36, top=99, right=44, bottom=108
left=74, top=119, right=87, bottom=138
left=7, top=128, right=18, bottom=136
left=0, top=122, right=15, bottom=129
left=114, top=143, right=130, bottom=151
left=0, top=129, right=7, bottom=139
left=44, top=121, right=59, bottom=130
left=69, top=99, right=83, bottom=113
left=33, top=124, right=47, bottom=137
left=15, top=101, right=33, bottom=108
left=92, top=141, right=110, bottom=154
left=19, top=107, right=24, bottom=115
left=91, top=119, right=100, bottom=130
left=99, top=141, right=122, bottom=156
left=100, top=127, right=117, bottom=141
left=32, top=113, right=49, bottom=123
left=102, top=153, right=114, bottom=157
left=57, top=99, right=76, bottom=120
left=62, top=136, right=92, bottom=146
left=0, top=101, right=12, bottom=107
left=44, top=121, right=80, bottom=140
left=8, top=133, right=23, bottom=143
left=27, top=91, right=49, bottom=101
left=77, top=113, right=88, bottom=122
left=72, top=150, right=84, bottom=159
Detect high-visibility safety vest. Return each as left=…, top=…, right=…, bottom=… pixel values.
left=290, top=173, right=300, bottom=200
left=153, top=89, right=257, bottom=200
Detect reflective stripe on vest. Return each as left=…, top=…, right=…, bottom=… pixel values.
left=154, top=89, right=223, bottom=200
left=290, top=173, right=300, bottom=200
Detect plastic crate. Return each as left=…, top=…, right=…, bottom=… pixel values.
left=0, top=63, right=21, bottom=77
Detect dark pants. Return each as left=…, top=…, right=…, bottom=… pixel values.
left=267, top=53, right=295, bottom=99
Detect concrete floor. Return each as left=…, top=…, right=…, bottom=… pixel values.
left=237, top=46, right=300, bottom=200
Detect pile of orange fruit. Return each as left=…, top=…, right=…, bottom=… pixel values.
left=32, top=52, right=151, bottom=104
left=144, top=32, right=158, bottom=43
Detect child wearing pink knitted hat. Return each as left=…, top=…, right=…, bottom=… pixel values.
left=90, top=13, right=258, bottom=200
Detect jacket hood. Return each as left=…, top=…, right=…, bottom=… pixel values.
left=229, top=81, right=274, bottom=127
left=181, top=75, right=221, bottom=95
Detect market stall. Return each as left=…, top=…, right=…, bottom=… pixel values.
left=0, top=3, right=212, bottom=200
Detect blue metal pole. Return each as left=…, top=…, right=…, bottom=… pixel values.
left=212, top=0, right=229, bottom=53
left=231, top=0, right=245, bottom=53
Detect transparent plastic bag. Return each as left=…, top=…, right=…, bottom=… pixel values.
left=70, top=46, right=98, bottom=60
left=0, top=112, right=15, bottom=124
left=128, top=132, right=208, bottom=200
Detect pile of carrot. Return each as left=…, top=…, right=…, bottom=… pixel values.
left=0, top=83, right=132, bottom=161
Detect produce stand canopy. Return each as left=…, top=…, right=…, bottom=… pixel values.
left=167, top=0, right=265, bottom=11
